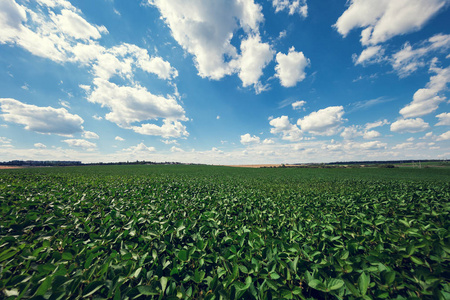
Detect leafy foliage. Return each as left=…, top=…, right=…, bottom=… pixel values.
left=0, top=165, right=449, bottom=299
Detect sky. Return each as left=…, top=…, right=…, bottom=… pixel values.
left=0, top=0, right=450, bottom=164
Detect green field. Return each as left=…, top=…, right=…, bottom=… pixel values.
left=0, top=165, right=449, bottom=299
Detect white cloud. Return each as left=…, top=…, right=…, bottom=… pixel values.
left=240, top=133, right=260, bottom=144
left=354, top=45, right=384, bottom=65
left=63, top=139, right=97, bottom=149
left=400, top=65, right=450, bottom=118
left=82, top=131, right=99, bottom=139
left=392, top=142, right=414, bottom=150
left=34, top=143, right=47, bottom=149
left=292, top=100, right=306, bottom=110
left=263, top=138, right=275, bottom=144
left=272, top=0, right=308, bottom=17
left=233, top=34, right=274, bottom=89
left=297, top=106, right=345, bottom=136
left=123, top=142, right=156, bottom=153
left=161, top=139, right=178, bottom=145
left=340, top=125, right=362, bottom=139
left=53, top=9, right=107, bottom=40
left=0, top=98, right=84, bottom=136
left=149, top=0, right=264, bottom=81
left=131, top=120, right=189, bottom=138
left=390, top=118, right=430, bottom=133
left=275, top=47, right=309, bottom=87
left=269, top=116, right=303, bottom=141
left=216, top=115, right=220, bottom=120
left=363, top=130, right=381, bottom=139
left=436, top=130, right=450, bottom=141
left=115, top=136, right=125, bottom=141
left=170, top=146, right=184, bottom=152
left=392, top=34, right=450, bottom=77
left=93, top=114, right=103, bottom=120
left=359, top=140, right=387, bottom=150
left=436, top=112, right=450, bottom=126
left=334, top=0, right=447, bottom=46
left=86, top=78, right=186, bottom=128
left=0, top=137, right=12, bottom=144
left=365, top=119, right=389, bottom=130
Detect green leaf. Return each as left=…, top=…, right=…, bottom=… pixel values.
left=270, top=272, right=280, bottom=280
left=358, top=272, right=370, bottom=296
left=160, top=277, right=168, bottom=294
left=410, top=256, right=424, bottom=265
left=62, top=252, right=73, bottom=261
left=381, top=271, right=395, bottom=285
left=193, top=270, right=205, bottom=283
left=177, top=250, right=189, bottom=262
left=83, top=281, right=104, bottom=297
left=0, top=248, right=18, bottom=262
left=308, top=279, right=327, bottom=292
left=35, top=276, right=52, bottom=296
left=327, top=278, right=344, bottom=291
left=137, top=285, right=159, bottom=296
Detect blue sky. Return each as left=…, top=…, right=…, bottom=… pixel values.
left=0, top=0, right=449, bottom=164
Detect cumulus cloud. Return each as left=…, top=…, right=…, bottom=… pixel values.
left=63, top=139, right=97, bottom=149
left=240, top=133, right=260, bottom=144
left=149, top=0, right=263, bottom=79
left=131, top=120, right=189, bottom=138
left=0, top=137, right=12, bottom=144
left=365, top=119, right=389, bottom=130
left=86, top=78, right=187, bottom=128
left=82, top=131, right=99, bottom=139
left=363, top=130, right=381, bottom=139
left=340, top=125, right=381, bottom=140
left=292, top=100, right=306, bottom=110
left=270, top=116, right=302, bottom=141
left=392, top=34, right=450, bottom=77
left=334, top=0, right=447, bottom=46
left=123, top=142, right=156, bottom=153
left=297, top=106, right=345, bottom=136
left=275, top=47, right=310, bottom=87
left=115, top=136, right=125, bottom=141
left=390, top=118, right=430, bottom=133
left=436, top=130, right=450, bottom=141
left=272, top=0, right=308, bottom=17
left=53, top=9, right=107, bottom=40
left=233, top=34, right=274, bottom=89
left=170, top=146, right=185, bottom=152
left=263, top=138, right=275, bottom=144
left=354, top=45, right=385, bottom=65
left=436, top=112, right=450, bottom=126
left=0, top=98, right=84, bottom=136
left=34, top=143, right=47, bottom=149
left=400, top=65, right=450, bottom=118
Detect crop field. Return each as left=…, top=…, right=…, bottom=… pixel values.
left=0, top=165, right=449, bottom=299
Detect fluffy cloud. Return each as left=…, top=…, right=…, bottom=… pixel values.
left=292, top=100, right=306, bottom=110
left=0, top=137, right=12, bottom=144
left=123, top=142, right=156, bottom=153
left=150, top=0, right=263, bottom=79
left=334, top=0, right=447, bottom=46
left=436, top=112, right=450, bottom=126
left=115, top=136, right=125, bottom=141
left=86, top=78, right=186, bottom=127
left=131, top=120, right=189, bottom=138
left=170, top=146, right=185, bottom=153
left=272, top=0, right=308, bottom=17
left=34, top=143, right=47, bottom=149
left=354, top=45, right=384, bottom=65
left=240, top=133, right=260, bottom=144
left=436, top=130, right=450, bottom=141
left=363, top=130, right=381, bottom=139
left=297, top=106, right=345, bottom=136
left=275, top=47, right=309, bottom=87
left=234, top=35, right=274, bottom=89
left=390, top=118, right=430, bottom=133
left=53, top=9, right=107, bottom=40
left=63, top=139, right=97, bottom=149
left=0, top=98, right=84, bottom=135
left=365, top=119, right=389, bottom=130
left=392, top=34, right=450, bottom=77
left=82, top=131, right=99, bottom=139
left=400, top=65, right=450, bottom=118
left=269, top=116, right=302, bottom=141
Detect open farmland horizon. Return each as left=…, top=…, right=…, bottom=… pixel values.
left=0, top=164, right=449, bottom=299
left=0, top=0, right=449, bottom=164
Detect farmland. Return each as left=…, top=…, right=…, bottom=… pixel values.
left=0, top=165, right=449, bottom=299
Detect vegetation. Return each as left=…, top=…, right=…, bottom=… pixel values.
left=0, top=165, right=449, bottom=299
